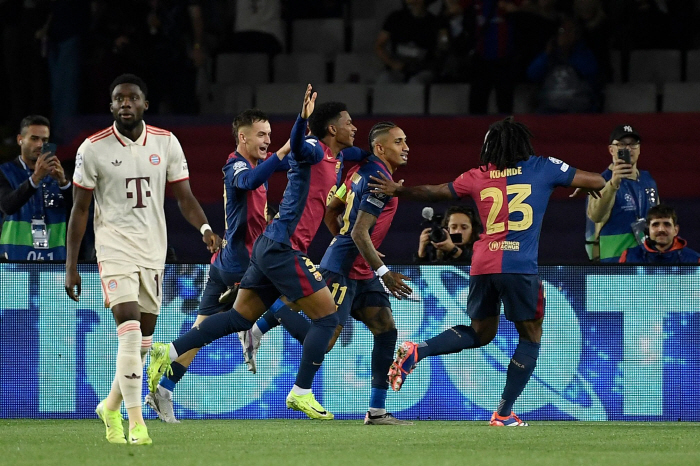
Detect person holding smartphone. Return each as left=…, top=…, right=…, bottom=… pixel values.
left=0, top=115, right=71, bottom=261
left=415, top=205, right=482, bottom=264
left=584, top=124, right=659, bottom=262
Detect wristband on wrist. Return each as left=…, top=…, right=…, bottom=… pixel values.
left=200, top=223, right=212, bottom=235
left=376, top=265, right=390, bottom=277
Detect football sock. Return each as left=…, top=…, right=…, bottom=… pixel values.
left=278, top=307, right=312, bottom=345
left=416, top=325, right=481, bottom=362
left=140, top=335, right=152, bottom=365
left=294, top=312, right=339, bottom=389
left=497, top=339, right=540, bottom=417
left=160, top=362, right=187, bottom=392
left=372, top=329, right=397, bottom=391
left=172, top=308, right=252, bottom=356
left=255, top=299, right=287, bottom=335
left=115, top=320, right=143, bottom=409
left=370, top=388, right=388, bottom=412
left=291, top=385, right=311, bottom=396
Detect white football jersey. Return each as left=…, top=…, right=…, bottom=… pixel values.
left=73, top=122, right=189, bottom=268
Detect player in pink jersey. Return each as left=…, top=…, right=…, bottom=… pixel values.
left=370, top=117, right=604, bottom=426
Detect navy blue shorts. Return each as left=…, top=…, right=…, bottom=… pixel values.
left=321, top=269, right=391, bottom=325
left=466, top=274, right=545, bottom=322
left=198, top=266, right=243, bottom=316
left=240, top=235, right=327, bottom=307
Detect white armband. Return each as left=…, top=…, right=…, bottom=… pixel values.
left=376, top=265, right=390, bottom=277
left=200, top=223, right=212, bottom=235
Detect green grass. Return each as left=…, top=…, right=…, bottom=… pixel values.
left=1, top=420, right=699, bottom=466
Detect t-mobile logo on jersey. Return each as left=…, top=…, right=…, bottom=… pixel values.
left=126, top=177, right=151, bottom=208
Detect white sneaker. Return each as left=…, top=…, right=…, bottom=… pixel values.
left=145, top=386, right=180, bottom=424
left=238, top=329, right=261, bottom=374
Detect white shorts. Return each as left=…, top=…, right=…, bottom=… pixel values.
left=98, top=261, right=164, bottom=315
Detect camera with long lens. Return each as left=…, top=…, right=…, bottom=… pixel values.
left=421, top=207, right=447, bottom=243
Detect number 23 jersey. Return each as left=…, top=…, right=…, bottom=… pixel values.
left=73, top=122, right=189, bottom=268
left=449, top=156, right=576, bottom=275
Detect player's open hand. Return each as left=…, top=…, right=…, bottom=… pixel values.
left=369, top=171, right=403, bottom=196
left=381, top=271, right=412, bottom=300
left=65, top=268, right=82, bottom=302
left=301, top=84, right=317, bottom=119
left=569, top=187, right=601, bottom=199
left=203, top=230, right=222, bottom=254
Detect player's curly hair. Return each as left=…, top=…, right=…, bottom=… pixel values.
left=368, top=121, right=398, bottom=154
left=232, top=109, right=269, bottom=137
left=479, top=117, right=534, bottom=171
left=308, top=102, right=347, bottom=139
left=109, top=73, right=149, bottom=98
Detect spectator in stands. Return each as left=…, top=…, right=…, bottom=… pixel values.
left=227, top=0, right=284, bottom=57
left=375, top=0, right=447, bottom=84
left=527, top=16, right=601, bottom=113
left=585, top=124, right=659, bottom=262
left=620, top=204, right=700, bottom=263
left=573, top=0, right=612, bottom=83
left=511, top=0, right=561, bottom=83
left=609, top=0, right=673, bottom=51
left=415, top=205, right=481, bottom=264
left=0, top=116, right=70, bottom=261
left=429, top=0, right=473, bottom=83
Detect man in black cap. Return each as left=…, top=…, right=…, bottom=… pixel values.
left=584, top=124, right=659, bottom=261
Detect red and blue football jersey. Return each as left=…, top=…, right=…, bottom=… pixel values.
left=320, top=156, right=398, bottom=279
left=449, top=156, right=576, bottom=275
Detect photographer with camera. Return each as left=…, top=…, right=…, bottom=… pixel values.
left=584, top=124, right=658, bottom=262
left=415, top=205, right=481, bottom=263
left=0, top=115, right=71, bottom=260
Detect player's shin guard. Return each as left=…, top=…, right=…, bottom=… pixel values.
left=115, top=321, right=143, bottom=409
left=172, top=308, right=252, bottom=355
left=294, top=312, right=339, bottom=389
left=278, top=307, right=312, bottom=345
left=497, top=339, right=540, bottom=417
left=417, top=325, right=481, bottom=361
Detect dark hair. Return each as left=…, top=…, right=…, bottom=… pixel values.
left=442, top=205, right=482, bottom=245
left=646, top=204, right=678, bottom=226
left=480, top=116, right=534, bottom=171
left=368, top=121, right=398, bottom=154
left=20, top=115, right=50, bottom=133
left=109, top=73, right=148, bottom=98
left=232, top=109, right=269, bottom=137
left=308, top=102, right=347, bottom=139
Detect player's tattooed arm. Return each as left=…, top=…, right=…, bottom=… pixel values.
left=352, top=210, right=412, bottom=299
left=369, top=172, right=453, bottom=202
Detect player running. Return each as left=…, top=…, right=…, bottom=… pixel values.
left=145, top=109, right=290, bottom=423
left=64, top=74, right=221, bottom=444
left=370, top=117, right=605, bottom=426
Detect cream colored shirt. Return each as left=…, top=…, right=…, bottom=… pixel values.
left=73, top=122, right=189, bottom=268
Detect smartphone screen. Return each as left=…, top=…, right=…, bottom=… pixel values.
left=42, top=142, right=57, bottom=157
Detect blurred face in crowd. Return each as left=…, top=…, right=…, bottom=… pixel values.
left=375, top=126, right=409, bottom=173
left=329, top=111, right=356, bottom=150
left=447, top=213, right=473, bottom=246
left=608, top=136, right=641, bottom=167
left=649, top=216, right=678, bottom=251
left=110, top=83, right=148, bottom=131
left=17, top=124, right=50, bottom=165
left=238, top=120, right=271, bottom=162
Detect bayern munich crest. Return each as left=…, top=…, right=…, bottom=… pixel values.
left=149, top=154, right=161, bottom=165
left=108, top=279, right=118, bottom=290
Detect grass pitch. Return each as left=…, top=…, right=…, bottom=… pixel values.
left=2, top=419, right=699, bottom=466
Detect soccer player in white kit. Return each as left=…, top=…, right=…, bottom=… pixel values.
left=64, top=74, right=221, bottom=445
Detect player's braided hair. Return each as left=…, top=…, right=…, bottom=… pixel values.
left=479, top=116, right=534, bottom=171
left=232, top=108, right=269, bottom=137
left=109, top=73, right=148, bottom=98
left=368, top=121, right=397, bottom=154
left=308, top=102, right=347, bottom=139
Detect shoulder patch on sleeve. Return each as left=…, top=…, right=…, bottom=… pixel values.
left=233, top=160, right=248, bottom=175
left=560, top=162, right=570, bottom=172
left=75, top=153, right=83, bottom=169
left=548, top=156, right=563, bottom=165
left=351, top=172, right=362, bottom=184
left=367, top=196, right=385, bottom=209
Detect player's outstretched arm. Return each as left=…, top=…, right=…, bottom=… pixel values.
left=290, top=85, right=323, bottom=164
left=352, top=210, right=412, bottom=299
left=170, top=180, right=222, bottom=253
left=569, top=170, right=606, bottom=200
left=369, top=171, right=453, bottom=202
left=65, top=186, right=92, bottom=301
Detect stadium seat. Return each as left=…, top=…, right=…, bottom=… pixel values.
left=610, top=49, right=622, bottom=83
left=255, top=84, right=306, bottom=115
left=428, top=84, right=470, bottom=115
left=311, top=84, right=369, bottom=114
left=686, top=50, right=700, bottom=82
left=334, top=53, right=383, bottom=84
left=273, top=53, right=328, bottom=84
left=371, top=84, right=425, bottom=115
left=216, top=53, right=269, bottom=85
left=629, top=49, right=681, bottom=84
left=603, top=83, right=657, bottom=113
left=292, top=18, right=345, bottom=56
left=351, top=19, right=379, bottom=53
left=224, top=85, right=254, bottom=115
left=513, top=84, right=538, bottom=114
left=661, top=83, right=700, bottom=112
